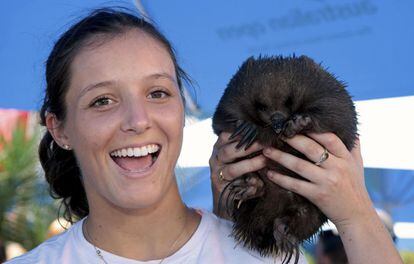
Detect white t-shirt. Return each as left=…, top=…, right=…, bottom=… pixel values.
left=6, top=210, right=307, bottom=263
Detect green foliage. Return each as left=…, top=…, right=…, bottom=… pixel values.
left=401, top=251, right=414, bottom=264
left=0, top=125, right=37, bottom=224
left=0, top=124, right=58, bottom=250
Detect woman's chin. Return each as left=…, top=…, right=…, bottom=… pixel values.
left=106, top=185, right=168, bottom=211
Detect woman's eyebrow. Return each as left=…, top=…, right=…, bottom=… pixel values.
left=147, top=72, right=177, bottom=83
left=78, top=80, right=116, bottom=99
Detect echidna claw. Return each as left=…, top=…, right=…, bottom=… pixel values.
left=237, top=199, right=243, bottom=209
left=229, top=121, right=249, bottom=140
left=230, top=120, right=258, bottom=150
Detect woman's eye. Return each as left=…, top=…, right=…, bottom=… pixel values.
left=90, top=97, right=114, bottom=107
left=148, top=90, right=169, bottom=99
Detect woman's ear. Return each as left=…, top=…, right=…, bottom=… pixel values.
left=45, top=113, right=71, bottom=150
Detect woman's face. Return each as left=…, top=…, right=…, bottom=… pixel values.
left=60, top=30, right=184, bottom=210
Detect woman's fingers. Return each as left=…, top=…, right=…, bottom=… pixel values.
left=307, top=132, right=350, bottom=159
left=351, top=138, right=363, bottom=167
left=267, top=170, right=317, bottom=199
left=213, top=133, right=264, bottom=164
left=218, top=141, right=264, bottom=164
left=267, top=133, right=371, bottom=228
left=210, top=132, right=266, bottom=188
left=282, top=134, right=335, bottom=168
left=213, top=132, right=232, bottom=147
left=210, top=132, right=267, bottom=219
left=219, top=154, right=267, bottom=181
left=263, top=147, right=324, bottom=183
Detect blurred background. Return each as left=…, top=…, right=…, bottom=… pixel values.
left=0, top=0, right=413, bottom=263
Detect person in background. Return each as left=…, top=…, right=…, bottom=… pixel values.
left=315, top=230, right=348, bottom=264
left=314, top=208, right=397, bottom=264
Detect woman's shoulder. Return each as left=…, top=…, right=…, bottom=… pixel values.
left=196, top=210, right=308, bottom=264
left=5, top=219, right=86, bottom=264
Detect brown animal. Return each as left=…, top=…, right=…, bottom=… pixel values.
left=212, top=55, right=358, bottom=264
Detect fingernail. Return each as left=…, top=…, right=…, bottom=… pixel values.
left=281, top=136, right=290, bottom=142
left=267, top=170, right=275, bottom=178
left=263, top=147, right=272, bottom=155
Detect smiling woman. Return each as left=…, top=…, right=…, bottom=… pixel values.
left=4, top=8, right=304, bottom=264
left=57, top=28, right=186, bottom=212
left=5, top=7, right=402, bottom=264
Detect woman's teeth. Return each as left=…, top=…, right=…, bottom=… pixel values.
left=110, top=144, right=160, bottom=158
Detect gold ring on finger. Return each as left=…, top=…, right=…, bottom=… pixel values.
left=315, top=148, right=329, bottom=166
left=218, top=168, right=226, bottom=182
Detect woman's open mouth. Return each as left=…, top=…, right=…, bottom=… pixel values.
left=109, top=144, right=161, bottom=173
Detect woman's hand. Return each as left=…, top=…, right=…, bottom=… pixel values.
left=263, top=132, right=402, bottom=263
left=209, top=132, right=266, bottom=219
left=263, top=132, right=369, bottom=227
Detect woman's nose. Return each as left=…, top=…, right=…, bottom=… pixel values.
left=120, top=100, right=151, bottom=134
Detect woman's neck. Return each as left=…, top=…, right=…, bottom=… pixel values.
left=83, top=183, right=201, bottom=261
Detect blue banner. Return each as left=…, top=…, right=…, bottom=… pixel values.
left=145, top=0, right=414, bottom=114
